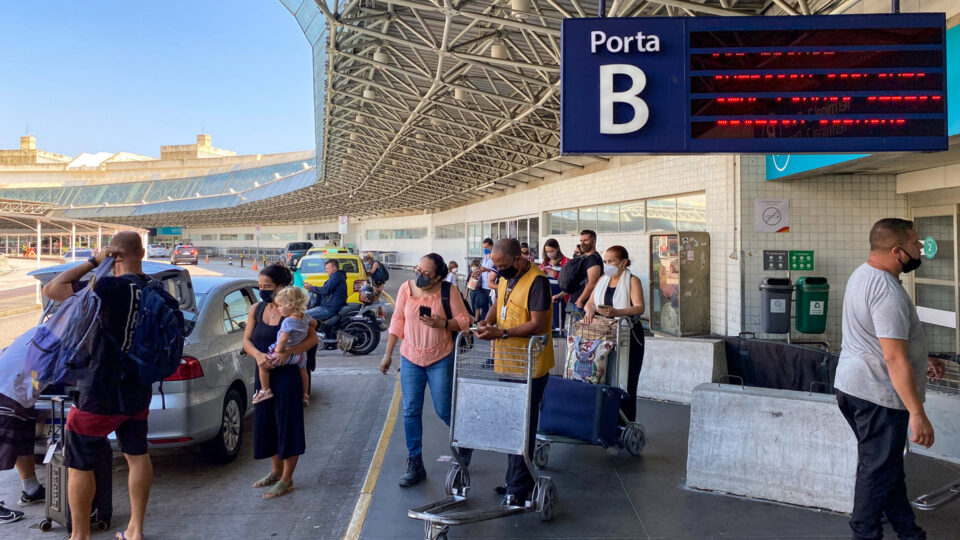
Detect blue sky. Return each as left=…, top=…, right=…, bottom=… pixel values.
left=0, top=1, right=315, bottom=158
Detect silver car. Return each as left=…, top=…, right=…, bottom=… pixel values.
left=30, top=262, right=258, bottom=463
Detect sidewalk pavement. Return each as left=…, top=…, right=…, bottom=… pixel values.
left=361, top=394, right=960, bottom=539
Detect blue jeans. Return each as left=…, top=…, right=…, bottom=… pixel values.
left=401, top=352, right=454, bottom=458
left=306, top=305, right=337, bottom=322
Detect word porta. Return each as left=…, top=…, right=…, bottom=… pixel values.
left=590, top=31, right=661, bottom=54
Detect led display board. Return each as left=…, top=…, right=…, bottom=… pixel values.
left=561, top=13, right=947, bottom=154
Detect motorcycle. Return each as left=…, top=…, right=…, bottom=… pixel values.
left=313, top=286, right=386, bottom=356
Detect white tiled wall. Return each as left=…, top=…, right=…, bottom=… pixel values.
left=739, top=155, right=908, bottom=348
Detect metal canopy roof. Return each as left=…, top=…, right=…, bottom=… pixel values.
left=311, top=0, right=854, bottom=218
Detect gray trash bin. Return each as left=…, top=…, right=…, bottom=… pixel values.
left=760, top=277, right=793, bottom=334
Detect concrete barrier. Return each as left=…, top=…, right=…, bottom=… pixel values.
left=637, top=336, right=726, bottom=404
left=910, top=391, right=960, bottom=466
left=686, top=383, right=857, bottom=513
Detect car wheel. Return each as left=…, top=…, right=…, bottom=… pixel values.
left=204, top=388, right=243, bottom=464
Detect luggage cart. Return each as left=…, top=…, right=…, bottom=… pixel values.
left=408, top=333, right=559, bottom=540
left=535, top=317, right=646, bottom=468
left=39, top=396, right=111, bottom=533
left=912, top=356, right=960, bottom=511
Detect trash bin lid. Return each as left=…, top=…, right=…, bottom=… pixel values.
left=795, top=276, right=829, bottom=290
left=760, top=277, right=793, bottom=290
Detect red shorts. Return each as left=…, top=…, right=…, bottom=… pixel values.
left=65, top=407, right=149, bottom=470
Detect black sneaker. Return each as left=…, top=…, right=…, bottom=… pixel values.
left=499, top=494, right=524, bottom=508
left=399, top=455, right=426, bottom=488
left=18, top=486, right=44, bottom=506
left=0, top=502, right=24, bottom=525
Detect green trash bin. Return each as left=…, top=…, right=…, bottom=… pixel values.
left=794, top=276, right=829, bottom=334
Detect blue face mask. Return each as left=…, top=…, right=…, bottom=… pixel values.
left=483, top=248, right=491, bottom=255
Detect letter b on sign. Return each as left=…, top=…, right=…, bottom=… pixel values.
left=599, top=64, right=649, bottom=135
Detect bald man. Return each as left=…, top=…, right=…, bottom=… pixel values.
left=44, top=231, right=154, bottom=540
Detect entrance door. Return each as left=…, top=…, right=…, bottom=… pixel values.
left=912, top=207, right=958, bottom=354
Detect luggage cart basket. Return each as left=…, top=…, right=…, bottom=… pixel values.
left=912, top=355, right=960, bottom=511
left=535, top=316, right=646, bottom=469
left=408, top=333, right=558, bottom=540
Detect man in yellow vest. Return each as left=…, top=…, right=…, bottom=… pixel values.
left=474, top=238, right=553, bottom=507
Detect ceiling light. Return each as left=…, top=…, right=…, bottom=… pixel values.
left=490, top=42, right=507, bottom=60
left=373, top=50, right=389, bottom=64
left=454, top=87, right=467, bottom=101
left=355, top=113, right=364, bottom=123
left=350, top=133, right=358, bottom=142
left=511, top=0, right=530, bottom=19
left=363, top=89, right=376, bottom=99
left=402, top=147, right=410, bottom=155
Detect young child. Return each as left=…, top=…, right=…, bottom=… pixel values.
left=253, top=286, right=313, bottom=407
left=466, top=259, right=482, bottom=322
left=445, top=261, right=459, bottom=288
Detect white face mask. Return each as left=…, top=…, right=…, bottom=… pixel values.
left=603, top=263, right=619, bottom=277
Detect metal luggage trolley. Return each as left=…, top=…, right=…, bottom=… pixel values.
left=534, top=316, right=646, bottom=468
left=408, top=333, right=559, bottom=540
left=911, top=355, right=960, bottom=511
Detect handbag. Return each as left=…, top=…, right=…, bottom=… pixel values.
left=564, top=335, right=614, bottom=384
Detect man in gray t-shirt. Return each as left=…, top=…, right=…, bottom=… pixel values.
left=835, top=218, right=945, bottom=540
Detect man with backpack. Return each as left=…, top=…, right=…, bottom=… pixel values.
left=557, top=230, right=603, bottom=316
left=43, top=231, right=159, bottom=540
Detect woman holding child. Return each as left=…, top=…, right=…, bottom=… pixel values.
left=243, top=264, right=319, bottom=499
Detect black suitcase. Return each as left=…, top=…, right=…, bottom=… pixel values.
left=39, top=397, right=112, bottom=533
left=538, top=376, right=626, bottom=448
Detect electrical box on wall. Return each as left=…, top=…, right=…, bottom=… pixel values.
left=649, top=232, right=710, bottom=336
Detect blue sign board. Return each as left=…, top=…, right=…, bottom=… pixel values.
left=156, top=227, right=183, bottom=236
left=561, top=14, right=948, bottom=155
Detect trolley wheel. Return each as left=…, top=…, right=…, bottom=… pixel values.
left=444, top=463, right=469, bottom=496
left=536, top=477, right=559, bottom=522
left=39, top=519, right=53, bottom=532
left=534, top=441, right=550, bottom=468
left=622, top=423, right=646, bottom=456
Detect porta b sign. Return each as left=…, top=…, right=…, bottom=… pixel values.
left=562, top=18, right=686, bottom=154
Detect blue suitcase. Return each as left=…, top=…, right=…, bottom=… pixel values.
left=538, top=375, right=626, bottom=448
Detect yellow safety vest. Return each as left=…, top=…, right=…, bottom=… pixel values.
left=494, top=265, right=554, bottom=378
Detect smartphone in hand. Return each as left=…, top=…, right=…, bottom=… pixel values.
left=419, top=306, right=432, bottom=318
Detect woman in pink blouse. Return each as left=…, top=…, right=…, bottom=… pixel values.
left=380, top=253, right=471, bottom=488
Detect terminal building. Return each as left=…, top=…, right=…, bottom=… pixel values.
left=1, top=0, right=958, bottom=353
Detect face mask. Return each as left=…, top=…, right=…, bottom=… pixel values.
left=546, top=252, right=557, bottom=260
left=483, top=248, right=491, bottom=255
left=260, top=290, right=275, bottom=303
left=603, top=263, right=619, bottom=277
left=470, top=267, right=478, bottom=273
left=497, top=266, right=518, bottom=280
left=899, top=250, right=922, bottom=274
left=415, top=274, right=434, bottom=289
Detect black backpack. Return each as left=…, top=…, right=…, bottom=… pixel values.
left=557, top=256, right=588, bottom=294
left=372, top=261, right=389, bottom=283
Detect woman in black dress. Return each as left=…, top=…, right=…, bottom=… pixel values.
left=242, top=264, right=318, bottom=498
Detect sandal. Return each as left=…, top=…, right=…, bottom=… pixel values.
left=263, top=480, right=294, bottom=499
left=252, top=389, right=274, bottom=404
left=252, top=472, right=281, bottom=488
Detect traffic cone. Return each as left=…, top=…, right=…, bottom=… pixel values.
left=204, top=254, right=210, bottom=264
left=252, top=260, right=258, bottom=271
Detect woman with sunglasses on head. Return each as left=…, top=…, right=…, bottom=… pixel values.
left=379, top=253, right=472, bottom=487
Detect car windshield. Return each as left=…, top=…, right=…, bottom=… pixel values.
left=194, top=292, right=207, bottom=310
left=287, top=242, right=312, bottom=251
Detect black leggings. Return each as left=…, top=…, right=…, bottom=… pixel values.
left=620, top=324, right=645, bottom=423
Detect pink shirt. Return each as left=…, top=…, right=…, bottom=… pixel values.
left=389, top=281, right=472, bottom=366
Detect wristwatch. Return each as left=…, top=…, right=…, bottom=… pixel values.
left=501, top=329, right=510, bottom=340
left=87, top=256, right=99, bottom=268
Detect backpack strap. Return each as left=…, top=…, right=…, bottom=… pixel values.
left=440, top=281, right=453, bottom=321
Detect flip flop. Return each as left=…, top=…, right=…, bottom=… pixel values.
left=252, top=472, right=281, bottom=488
left=263, top=480, right=293, bottom=499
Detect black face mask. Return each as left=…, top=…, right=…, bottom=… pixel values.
left=497, top=265, right=519, bottom=280
left=260, top=290, right=275, bottom=303
left=899, top=250, right=922, bottom=274
left=415, top=274, right=434, bottom=289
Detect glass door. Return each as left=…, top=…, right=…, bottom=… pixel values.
left=912, top=207, right=958, bottom=354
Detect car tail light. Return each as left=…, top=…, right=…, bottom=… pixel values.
left=164, top=356, right=203, bottom=381
left=354, top=280, right=367, bottom=292
left=149, top=437, right=193, bottom=445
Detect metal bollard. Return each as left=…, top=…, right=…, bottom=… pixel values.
left=240, top=254, right=244, bottom=267
left=228, top=255, right=233, bottom=266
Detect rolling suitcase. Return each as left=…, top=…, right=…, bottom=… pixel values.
left=39, top=397, right=112, bottom=533
left=538, top=376, right=626, bottom=448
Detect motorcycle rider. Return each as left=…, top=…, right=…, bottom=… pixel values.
left=304, top=259, right=347, bottom=333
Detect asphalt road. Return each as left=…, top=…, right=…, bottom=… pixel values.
left=0, top=264, right=415, bottom=539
